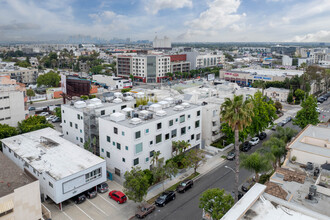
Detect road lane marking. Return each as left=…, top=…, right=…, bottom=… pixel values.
left=86, top=199, right=109, bottom=216
left=99, top=194, right=120, bottom=210
left=62, top=211, right=74, bottom=220
left=74, top=203, right=94, bottom=220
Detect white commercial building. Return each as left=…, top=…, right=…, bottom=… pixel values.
left=61, top=97, right=136, bottom=150
left=1, top=128, right=106, bottom=206
left=282, top=55, right=293, bottom=66
left=99, top=100, right=202, bottom=181
left=153, top=36, right=171, bottom=50
left=0, top=78, right=28, bottom=126
left=92, top=75, right=132, bottom=90
left=185, top=51, right=225, bottom=69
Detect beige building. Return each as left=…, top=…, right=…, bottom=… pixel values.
left=264, top=87, right=290, bottom=102
left=0, top=152, right=45, bottom=220
left=0, top=65, right=38, bottom=84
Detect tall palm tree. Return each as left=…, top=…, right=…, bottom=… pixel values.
left=220, top=95, right=253, bottom=202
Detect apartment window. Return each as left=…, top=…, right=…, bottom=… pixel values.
left=101, top=148, right=104, bottom=153
left=80, top=129, right=82, bottom=133
left=213, top=110, right=217, bottom=117
left=62, top=110, right=65, bottom=113
left=156, top=134, right=162, bottom=144
left=181, top=127, right=186, bottom=135
left=64, top=120, right=66, bottom=123
left=106, top=151, right=110, bottom=158
left=157, top=123, right=162, bottom=130
left=175, top=118, right=178, bottom=122
left=135, top=131, right=141, bottom=139
left=101, top=110, right=105, bottom=115
left=66, top=131, right=68, bottom=135
left=76, top=137, right=78, bottom=140
left=122, top=158, right=125, bottom=162
left=122, top=131, right=125, bottom=136
left=171, top=129, right=177, bottom=138
left=106, top=136, right=111, bottom=142
left=150, top=150, right=154, bottom=157
left=195, top=120, right=200, bottom=128
left=49, top=182, right=53, bottom=188
left=85, top=168, right=102, bottom=182
left=75, top=123, right=78, bottom=129
left=169, top=120, right=174, bottom=126
left=113, top=141, right=115, bottom=146
left=133, top=158, right=139, bottom=166
left=135, top=143, right=143, bottom=154
left=165, top=133, right=170, bottom=140
left=180, top=115, right=185, bottom=123
left=70, top=122, right=72, bottom=127
left=114, top=127, right=118, bottom=134
left=150, top=140, right=153, bottom=146
left=197, top=110, right=201, bottom=116
left=125, top=146, right=128, bottom=150
left=77, top=114, right=81, bottom=119
left=196, top=133, right=201, bottom=140
left=115, top=168, right=121, bottom=177
left=80, top=138, right=83, bottom=143
left=191, top=134, right=195, bottom=140
left=117, top=143, right=121, bottom=150
left=188, top=114, right=191, bottom=119
left=146, top=128, right=149, bottom=134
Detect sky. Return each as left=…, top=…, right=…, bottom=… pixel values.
left=0, top=0, right=330, bottom=42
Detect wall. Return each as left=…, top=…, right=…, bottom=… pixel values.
left=0, top=89, right=26, bottom=127
left=290, top=149, right=330, bottom=165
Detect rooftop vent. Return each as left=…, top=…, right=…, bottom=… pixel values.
left=158, top=101, right=170, bottom=108
left=181, top=102, right=190, bottom=108
left=110, top=112, right=125, bottom=122
left=174, top=105, right=184, bottom=111
left=130, top=118, right=142, bottom=125
left=74, top=101, right=86, bottom=109
left=156, top=110, right=167, bottom=116
left=124, top=96, right=134, bottom=101
left=149, top=104, right=162, bottom=112
left=114, top=92, right=123, bottom=98
left=113, top=98, right=123, bottom=103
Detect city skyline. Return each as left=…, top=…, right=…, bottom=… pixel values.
left=0, top=0, right=330, bottom=42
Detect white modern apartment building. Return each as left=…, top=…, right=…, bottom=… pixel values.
left=185, top=51, right=225, bottom=69
left=117, top=55, right=171, bottom=83
left=1, top=128, right=106, bottom=207
left=61, top=97, right=136, bottom=151
left=0, top=76, right=28, bottom=126
left=153, top=36, right=171, bottom=50
left=99, top=99, right=202, bottom=181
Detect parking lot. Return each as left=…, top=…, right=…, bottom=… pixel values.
left=43, top=180, right=138, bottom=220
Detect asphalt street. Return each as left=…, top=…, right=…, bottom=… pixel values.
left=142, top=121, right=301, bottom=220
left=318, top=98, right=330, bottom=122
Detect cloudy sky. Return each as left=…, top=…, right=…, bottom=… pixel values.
left=0, top=0, right=330, bottom=42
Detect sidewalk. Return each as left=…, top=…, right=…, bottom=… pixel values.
left=145, top=153, right=226, bottom=201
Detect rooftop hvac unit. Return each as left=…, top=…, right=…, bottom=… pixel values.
left=181, top=102, right=190, bottom=108
left=156, top=110, right=166, bottom=117
left=113, top=98, right=123, bottom=103
left=133, top=113, right=139, bottom=118
left=130, top=118, right=142, bottom=125
left=148, top=113, right=153, bottom=119
left=174, top=105, right=184, bottom=111
left=309, top=185, right=317, bottom=196
left=110, top=112, right=125, bottom=122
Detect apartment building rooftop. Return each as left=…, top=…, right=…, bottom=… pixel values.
left=0, top=152, right=34, bottom=197
left=232, top=67, right=304, bottom=77
left=1, top=128, right=104, bottom=181
left=102, top=99, right=200, bottom=128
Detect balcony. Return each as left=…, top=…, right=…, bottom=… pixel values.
left=211, top=134, right=221, bottom=142
left=212, top=125, right=219, bottom=132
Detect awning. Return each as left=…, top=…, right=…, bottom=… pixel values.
left=0, top=200, right=14, bottom=213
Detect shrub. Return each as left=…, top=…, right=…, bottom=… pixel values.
left=291, top=156, right=297, bottom=161
left=143, top=169, right=154, bottom=185
left=121, top=88, right=131, bottom=93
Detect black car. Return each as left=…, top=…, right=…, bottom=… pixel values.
left=84, top=188, right=97, bottom=199
left=155, top=191, right=176, bottom=207
left=258, top=132, right=267, bottom=140
left=240, top=141, right=251, bottom=152
left=97, top=182, right=109, bottom=193
left=72, top=193, right=87, bottom=204
left=231, top=191, right=244, bottom=200
left=241, top=182, right=255, bottom=192
left=177, top=179, right=193, bottom=193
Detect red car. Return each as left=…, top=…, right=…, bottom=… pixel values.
left=109, top=190, right=127, bottom=204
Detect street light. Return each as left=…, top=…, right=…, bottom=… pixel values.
left=224, top=165, right=235, bottom=173
left=225, top=165, right=238, bottom=201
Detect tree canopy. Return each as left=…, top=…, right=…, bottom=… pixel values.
left=240, top=152, right=272, bottom=182
left=26, top=89, right=35, bottom=97
left=293, top=95, right=319, bottom=129
left=37, top=71, right=60, bottom=87
left=17, top=115, right=54, bottom=133
left=199, top=188, right=234, bottom=220
left=0, top=124, right=18, bottom=139
left=123, top=167, right=150, bottom=203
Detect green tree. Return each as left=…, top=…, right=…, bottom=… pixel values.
left=15, top=60, right=31, bottom=68
left=294, top=89, right=305, bottom=102
left=0, top=124, right=18, bottom=139
left=17, top=116, right=54, bottom=133
left=252, top=80, right=266, bottom=95
left=187, top=149, right=206, bottom=174
left=293, top=95, right=319, bottom=129
left=26, top=89, right=35, bottom=98
left=171, top=140, right=190, bottom=156
left=274, top=101, right=282, bottom=112
left=121, top=88, right=131, bottom=93
left=90, top=65, right=103, bottom=74
left=240, top=152, right=272, bottom=182
left=287, top=91, right=294, bottom=103
left=262, top=137, right=286, bottom=168
left=55, top=107, right=61, bottom=119
left=37, top=71, right=60, bottom=87
left=199, top=188, right=234, bottom=220
left=220, top=95, right=254, bottom=202
left=123, top=167, right=150, bottom=203
left=272, top=126, right=298, bottom=143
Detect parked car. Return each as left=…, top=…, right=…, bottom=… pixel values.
left=28, top=106, right=36, bottom=111
left=240, top=141, right=251, bottom=152
left=285, top=116, right=292, bottom=123
left=271, top=125, right=277, bottom=131
left=84, top=188, right=97, bottom=199
left=97, top=182, right=109, bottom=193
left=231, top=191, right=244, bottom=200
left=39, top=112, right=49, bottom=116
left=52, top=117, right=61, bottom=123
left=155, top=191, right=176, bottom=207
left=316, top=107, right=321, bottom=113
left=226, top=151, right=236, bottom=160
left=135, top=203, right=156, bottom=219
left=258, top=132, right=267, bottom=140
left=177, top=179, right=193, bottom=193
left=241, top=182, right=255, bottom=192
left=249, top=137, right=260, bottom=146
left=72, top=193, right=87, bottom=204
left=109, top=190, right=127, bottom=204
left=46, top=115, right=56, bottom=121
left=317, top=97, right=325, bottom=103
left=277, top=121, right=285, bottom=127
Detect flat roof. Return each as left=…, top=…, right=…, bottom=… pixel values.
left=102, top=103, right=201, bottom=128
left=230, top=67, right=304, bottom=77
left=0, top=152, right=34, bottom=197
left=1, top=128, right=105, bottom=181
left=288, top=125, right=330, bottom=158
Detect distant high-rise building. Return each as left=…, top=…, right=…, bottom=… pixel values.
left=153, top=36, right=171, bottom=50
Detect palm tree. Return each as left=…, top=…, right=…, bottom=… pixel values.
left=151, top=151, right=161, bottom=168
left=272, top=126, right=297, bottom=143
left=220, top=95, right=253, bottom=202
left=262, top=137, right=286, bottom=168
left=240, top=152, right=272, bottom=182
